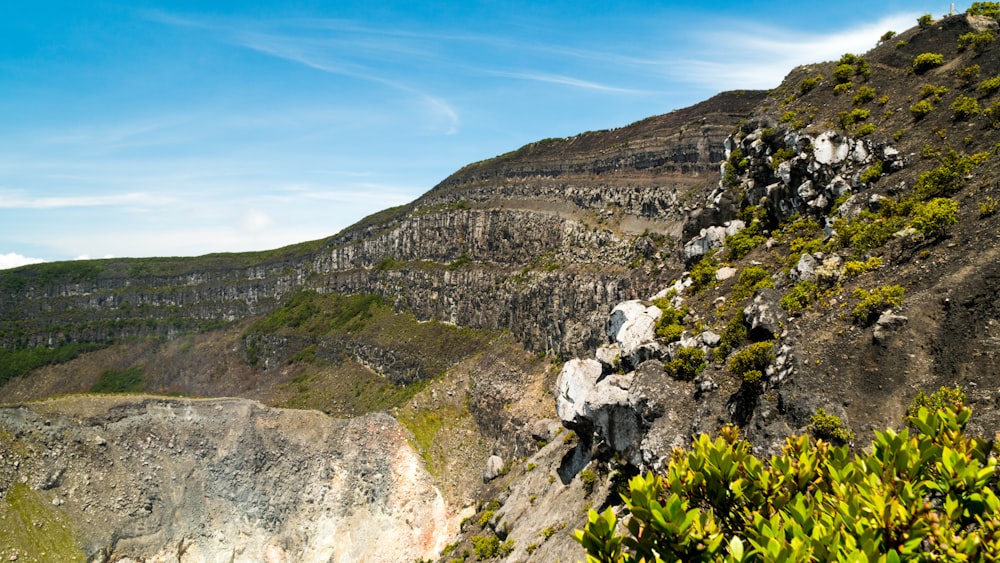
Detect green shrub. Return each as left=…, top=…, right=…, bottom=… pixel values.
left=910, top=100, right=933, bottom=120
left=728, top=341, right=775, bottom=383
left=879, top=30, right=896, bottom=43
left=689, top=255, right=719, bottom=293
left=958, top=30, right=995, bottom=52
left=852, top=285, right=905, bottom=324
left=799, top=74, right=823, bottom=94
left=731, top=265, right=773, bottom=303
left=914, top=149, right=989, bottom=200
left=780, top=280, right=818, bottom=314
left=896, top=40, right=908, bottom=48
left=979, top=76, right=1000, bottom=95
left=769, top=146, right=795, bottom=170
left=715, top=311, right=748, bottom=362
left=980, top=196, right=999, bottom=217
left=952, top=95, right=981, bottom=119
left=852, top=85, right=876, bottom=105
left=968, top=2, right=1000, bottom=20
left=859, top=160, right=882, bottom=183
left=908, top=386, right=967, bottom=419
left=832, top=82, right=853, bottom=96
left=665, top=347, right=707, bottom=381
left=957, top=64, right=982, bottom=83
left=917, top=13, right=933, bottom=28
left=580, top=468, right=598, bottom=494
left=986, top=101, right=1000, bottom=128
left=653, top=302, right=688, bottom=342
left=833, top=64, right=855, bottom=84
left=912, top=52, right=945, bottom=73
left=920, top=83, right=949, bottom=101
left=855, top=123, right=876, bottom=137
left=838, top=108, right=869, bottom=129
left=90, top=365, right=145, bottom=394
left=725, top=231, right=766, bottom=260
left=576, top=405, right=1000, bottom=562
left=471, top=534, right=513, bottom=560
left=842, top=256, right=882, bottom=278
left=909, top=197, right=959, bottom=238
left=808, top=408, right=855, bottom=444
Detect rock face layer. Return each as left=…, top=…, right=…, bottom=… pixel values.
left=0, top=396, right=453, bottom=562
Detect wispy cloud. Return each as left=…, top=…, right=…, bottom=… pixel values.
left=486, top=70, right=652, bottom=94
left=0, top=191, right=172, bottom=209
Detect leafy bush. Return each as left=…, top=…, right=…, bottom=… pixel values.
left=855, top=123, right=876, bottom=137
left=665, top=347, right=707, bottom=380
left=980, top=196, right=999, bottom=217
left=689, top=255, right=720, bottom=294
left=471, top=535, right=513, bottom=560
left=728, top=341, right=775, bottom=384
left=832, top=82, right=853, bottom=96
left=920, top=83, right=949, bottom=101
left=852, top=285, right=905, bottom=324
left=968, top=1, right=1000, bottom=19
left=957, top=64, right=982, bottom=83
left=914, top=149, right=989, bottom=200
left=917, top=13, right=933, bottom=28
left=808, top=408, right=855, bottom=444
left=575, top=404, right=1000, bottom=562
left=912, top=52, right=945, bottom=73
left=580, top=468, right=598, bottom=494
left=852, top=85, right=876, bottom=105
left=780, top=280, right=819, bottom=315
left=724, top=231, right=766, bottom=260
left=834, top=210, right=907, bottom=254
left=842, top=256, right=882, bottom=278
left=715, top=311, right=748, bottom=362
left=980, top=76, right=1000, bottom=95
left=859, top=160, right=883, bottom=183
left=833, top=64, right=855, bottom=84
left=799, top=74, right=823, bottom=94
left=879, top=30, right=896, bottom=43
left=769, top=146, right=795, bottom=170
left=986, top=101, right=1000, bottom=128
left=910, top=99, right=933, bottom=119
left=838, top=108, right=869, bottom=129
left=952, top=95, right=981, bottom=119
left=90, top=365, right=145, bottom=393
left=909, top=197, right=959, bottom=238
left=908, top=386, right=967, bottom=419
left=731, top=265, right=773, bottom=303
left=653, top=302, right=688, bottom=342
left=958, top=30, right=995, bottom=53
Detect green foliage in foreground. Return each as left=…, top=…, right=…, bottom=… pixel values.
left=576, top=404, right=1000, bottom=562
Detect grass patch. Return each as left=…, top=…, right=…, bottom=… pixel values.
left=90, top=365, right=145, bottom=393
left=0, top=483, right=86, bottom=562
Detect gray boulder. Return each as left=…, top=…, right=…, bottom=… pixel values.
left=555, top=359, right=638, bottom=453
left=743, top=288, right=788, bottom=340
left=606, top=300, right=663, bottom=370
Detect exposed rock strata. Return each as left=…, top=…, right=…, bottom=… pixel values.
left=0, top=397, right=454, bottom=563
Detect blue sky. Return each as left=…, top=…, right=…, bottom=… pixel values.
left=0, top=1, right=950, bottom=268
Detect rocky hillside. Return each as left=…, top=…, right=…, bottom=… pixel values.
left=3, top=8, right=1000, bottom=563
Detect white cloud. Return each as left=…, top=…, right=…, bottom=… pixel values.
left=663, top=12, right=920, bottom=90
left=241, top=209, right=275, bottom=231
left=0, top=252, right=45, bottom=270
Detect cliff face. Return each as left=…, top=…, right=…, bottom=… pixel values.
left=0, top=91, right=765, bottom=358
